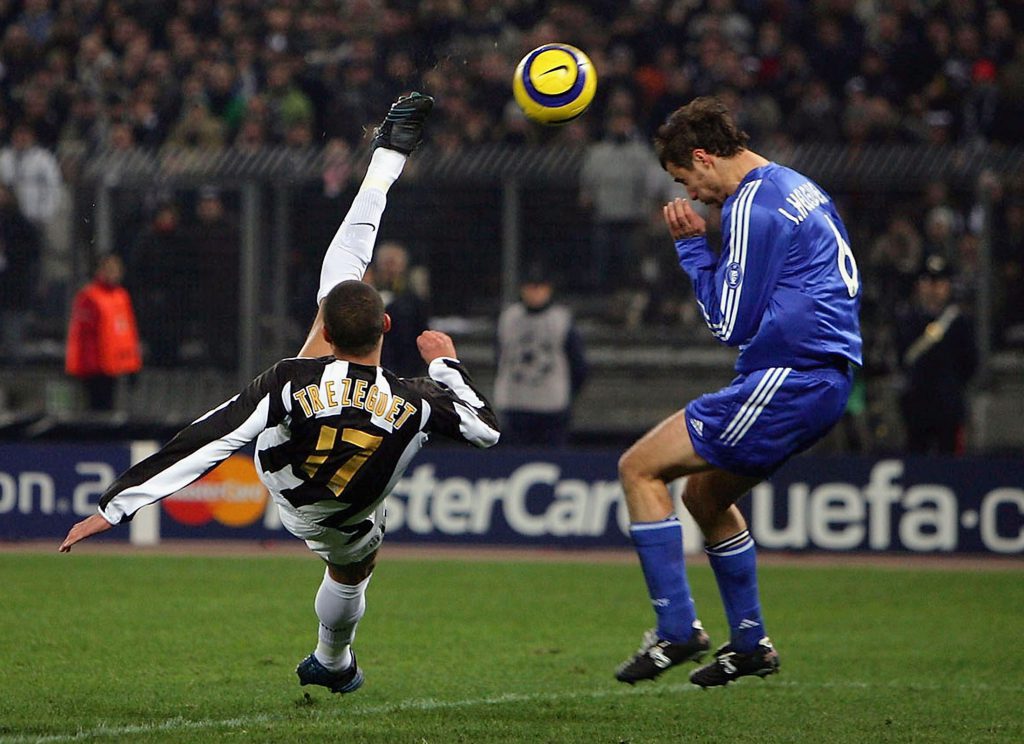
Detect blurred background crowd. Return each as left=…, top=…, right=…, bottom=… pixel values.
left=0, top=0, right=1022, bottom=454
left=1, top=0, right=1022, bottom=153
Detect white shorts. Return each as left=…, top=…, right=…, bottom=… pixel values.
left=276, top=499, right=387, bottom=566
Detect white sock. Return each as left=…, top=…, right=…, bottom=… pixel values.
left=361, top=147, right=406, bottom=194
left=316, top=148, right=407, bottom=304
left=313, top=569, right=371, bottom=672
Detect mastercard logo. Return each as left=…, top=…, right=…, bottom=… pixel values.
left=163, top=454, right=268, bottom=527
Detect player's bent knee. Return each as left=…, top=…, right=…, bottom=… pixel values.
left=327, top=551, right=377, bottom=584
left=616, top=450, right=632, bottom=480
left=617, top=448, right=647, bottom=487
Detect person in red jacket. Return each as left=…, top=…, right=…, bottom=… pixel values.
left=65, top=253, right=142, bottom=410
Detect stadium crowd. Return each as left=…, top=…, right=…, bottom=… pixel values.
left=0, top=0, right=1022, bottom=153
left=0, top=1, right=1022, bottom=450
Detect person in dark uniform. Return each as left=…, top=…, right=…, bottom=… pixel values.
left=59, top=93, right=500, bottom=696
left=894, top=255, right=978, bottom=454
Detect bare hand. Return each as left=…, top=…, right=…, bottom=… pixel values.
left=663, top=198, right=706, bottom=240
left=417, top=330, right=458, bottom=364
left=59, top=513, right=114, bottom=553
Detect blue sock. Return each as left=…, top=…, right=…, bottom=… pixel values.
left=630, top=517, right=697, bottom=643
left=706, top=530, right=765, bottom=653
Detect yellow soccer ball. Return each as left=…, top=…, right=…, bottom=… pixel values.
left=512, top=44, right=597, bottom=125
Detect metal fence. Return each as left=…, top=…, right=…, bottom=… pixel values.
left=68, top=142, right=1023, bottom=377
left=4, top=142, right=1011, bottom=451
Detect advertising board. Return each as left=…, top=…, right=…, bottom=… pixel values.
left=2, top=444, right=1020, bottom=555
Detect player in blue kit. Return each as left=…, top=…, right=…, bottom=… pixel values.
left=615, top=97, right=862, bottom=687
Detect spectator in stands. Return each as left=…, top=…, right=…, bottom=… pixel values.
left=894, top=256, right=978, bottom=455
left=58, top=89, right=109, bottom=155
left=991, top=37, right=1024, bottom=145
left=185, top=187, right=239, bottom=369
left=0, top=184, right=41, bottom=365
left=370, top=242, right=430, bottom=378
left=494, top=265, right=588, bottom=447
left=0, top=122, right=64, bottom=317
left=284, top=118, right=315, bottom=151
left=632, top=211, right=695, bottom=330
left=129, top=201, right=191, bottom=367
left=923, top=205, right=960, bottom=265
left=65, top=253, right=142, bottom=411
left=17, top=0, right=52, bottom=45
left=321, top=138, right=353, bottom=198
left=1, top=24, right=39, bottom=90
left=167, top=98, right=226, bottom=150
left=264, top=60, right=314, bottom=142
left=579, top=110, right=660, bottom=291
left=995, top=200, right=1024, bottom=347
left=789, top=78, right=841, bottom=143
left=0, top=0, right=1020, bottom=155
left=20, top=84, right=62, bottom=149
left=74, top=31, right=115, bottom=96
left=0, top=123, right=61, bottom=231
left=205, top=60, right=248, bottom=140
left=868, top=213, right=924, bottom=312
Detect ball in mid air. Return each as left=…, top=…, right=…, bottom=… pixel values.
left=512, top=44, right=597, bottom=125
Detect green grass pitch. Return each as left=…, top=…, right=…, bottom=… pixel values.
left=0, top=552, right=1021, bottom=743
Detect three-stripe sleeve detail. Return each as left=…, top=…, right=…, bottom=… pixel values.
left=714, top=179, right=762, bottom=342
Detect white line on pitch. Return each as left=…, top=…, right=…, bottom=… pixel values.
left=0, top=685, right=696, bottom=744
left=2, top=679, right=1022, bottom=743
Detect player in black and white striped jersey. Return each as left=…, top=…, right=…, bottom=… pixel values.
left=59, top=92, right=500, bottom=695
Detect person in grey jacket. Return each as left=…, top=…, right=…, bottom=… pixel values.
left=494, top=265, right=588, bottom=446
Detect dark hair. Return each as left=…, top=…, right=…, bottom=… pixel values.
left=521, top=261, right=553, bottom=287
left=322, top=280, right=385, bottom=356
left=653, top=97, right=749, bottom=169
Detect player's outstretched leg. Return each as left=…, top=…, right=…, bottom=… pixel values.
left=690, top=637, right=780, bottom=687
left=301, top=91, right=435, bottom=359
left=315, top=92, right=434, bottom=307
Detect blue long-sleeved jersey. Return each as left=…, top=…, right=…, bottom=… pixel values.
left=674, top=163, right=862, bottom=373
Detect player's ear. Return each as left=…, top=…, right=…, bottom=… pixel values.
left=382, top=313, right=392, bottom=334
left=321, top=325, right=333, bottom=345
left=692, top=148, right=710, bottom=167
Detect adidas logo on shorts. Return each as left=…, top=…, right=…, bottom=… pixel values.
left=689, top=418, right=705, bottom=437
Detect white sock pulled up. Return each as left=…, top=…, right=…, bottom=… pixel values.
left=312, top=569, right=371, bottom=672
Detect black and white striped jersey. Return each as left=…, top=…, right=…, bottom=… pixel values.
left=98, top=356, right=500, bottom=527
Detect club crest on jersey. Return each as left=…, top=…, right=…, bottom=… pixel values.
left=726, top=262, right=743, bottom=288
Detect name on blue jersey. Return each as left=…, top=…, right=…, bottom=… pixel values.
left=777, top=181, right=829, bottom=225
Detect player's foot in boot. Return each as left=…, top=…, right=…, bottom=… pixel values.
left=615, top=622, right=710, bottom=684
left=689, top=636, right=780, bottom=687
left=296, top=652, right=364, bottom=694
left=371, top=92, right=434, bottom=155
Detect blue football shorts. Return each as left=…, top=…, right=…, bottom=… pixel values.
left=684, top=363, right=853, bottom=478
